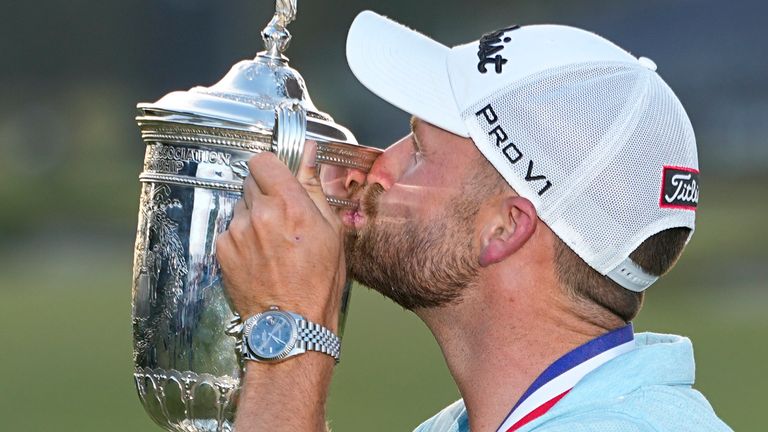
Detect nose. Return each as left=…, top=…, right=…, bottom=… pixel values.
left=345, top=167, right=367, bottom=192
left=365, top=136, right=412, bottom=191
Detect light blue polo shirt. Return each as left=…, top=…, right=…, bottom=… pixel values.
left=414, top=332, right=732, bottom=432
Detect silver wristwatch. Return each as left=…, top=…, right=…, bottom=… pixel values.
left=239, top=306, right=341, bottom=363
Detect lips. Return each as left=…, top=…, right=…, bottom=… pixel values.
left=342, top=206, right=365, bottom=229
left=340, top=183, right=383, bottom=229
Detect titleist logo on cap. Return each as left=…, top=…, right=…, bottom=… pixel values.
left=660, top=166, right=699, bottom=210
left=476, top=25, right=519, bottom=74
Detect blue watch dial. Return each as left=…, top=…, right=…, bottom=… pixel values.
left=247, top=311, right=297, bottom=360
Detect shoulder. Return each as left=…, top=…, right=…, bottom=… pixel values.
left=527, top=386, right=733, bottom=432
left=527, top=411, right=657, bottom=432
left=525, top=332, right=732, bottom=432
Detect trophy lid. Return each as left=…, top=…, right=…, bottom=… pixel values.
left=138, top=0, right=353, bottom=143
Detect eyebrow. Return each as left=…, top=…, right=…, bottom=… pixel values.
left=410, top=116, right=423, bottom=151
left=410, top=116, right=419, bottom=132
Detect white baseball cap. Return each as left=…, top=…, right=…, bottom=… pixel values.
left=346, top=11, right=699, bottom=291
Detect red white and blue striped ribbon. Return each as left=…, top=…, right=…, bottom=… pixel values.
left=496, top=324, right=635, bottom=432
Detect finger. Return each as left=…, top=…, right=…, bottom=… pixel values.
left=297, top=140, right=338, bottom=224
left=242, top=174, right=264, bottom=210
left=233, top=196, right=248, bottom=216
left=319, top=163, right=347, bottom=198
left=247, top=152, right=300, bottom=198
left=239, top=190, right=250, bottom=210
left=219, top=200, right=251, bottom=258
left=227, top=199, right=251, bottom=237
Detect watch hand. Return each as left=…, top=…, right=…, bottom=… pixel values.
left=268, top=321, right=287, bottom=339
left=272, top=321, right=286, bottom=333
left=270, top=334, right=286, bottom=344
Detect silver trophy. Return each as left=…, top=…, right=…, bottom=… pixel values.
left=131, top=2, right=380, bottom=431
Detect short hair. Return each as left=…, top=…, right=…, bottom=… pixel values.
left=469, top=152, right=691, bottom=323
left=554, top=227, right=691, bottom=322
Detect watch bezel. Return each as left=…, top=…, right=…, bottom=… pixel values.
left=244, top=310, right=299, bottom=362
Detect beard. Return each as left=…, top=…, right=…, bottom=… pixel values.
left=344, top=183, right=481, bottom=310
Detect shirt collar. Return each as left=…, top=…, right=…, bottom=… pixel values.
left=496, top=324, right=636, bottom=432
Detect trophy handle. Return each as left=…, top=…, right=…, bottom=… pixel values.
left=273, top=100, right=307, bottom=175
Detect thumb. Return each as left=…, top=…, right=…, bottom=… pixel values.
left=297, top=140, right=337, bottom=224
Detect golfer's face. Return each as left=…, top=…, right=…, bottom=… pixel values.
left=347, top=118, right=480, bottom=229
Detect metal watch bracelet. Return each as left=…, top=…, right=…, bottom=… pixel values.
left=296, top=318, right=341, bottom=362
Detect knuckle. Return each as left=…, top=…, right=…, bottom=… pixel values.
left=248, top=209, right=266, bottom=226
left=249, top=202, right=279, bottom=226
left=224, top=215, right=255, bottom=249
left=228, top=213, right=248, bottom=233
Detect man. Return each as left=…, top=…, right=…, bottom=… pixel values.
left=216, top=10, right=731, bottom=432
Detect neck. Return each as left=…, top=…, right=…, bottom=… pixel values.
left=416, top=276, right=615, bottom=432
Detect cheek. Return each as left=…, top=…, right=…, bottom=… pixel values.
left=380, top=175, right=460, bottom=222
left=410, top=165, right=465, bottom=197
left=375, top=183, right=420, bottom=221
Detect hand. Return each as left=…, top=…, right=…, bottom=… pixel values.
left=216, top=141, right=346, bottom=332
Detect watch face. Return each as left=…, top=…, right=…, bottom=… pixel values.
left=247, top=311, right=297, bottom=360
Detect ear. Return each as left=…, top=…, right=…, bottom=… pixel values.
left=478, top=196, right=537, bottom=267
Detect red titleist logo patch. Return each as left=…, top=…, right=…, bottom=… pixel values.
left=660, top=166, right=699, bottom=210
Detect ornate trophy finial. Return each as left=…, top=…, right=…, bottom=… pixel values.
left=262, top=0, right=298, bottom=59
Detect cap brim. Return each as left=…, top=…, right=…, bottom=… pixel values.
left=346, top=11, right=469, bottom=137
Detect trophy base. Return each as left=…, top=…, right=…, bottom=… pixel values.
left=134, top=367, right=239, bottom=432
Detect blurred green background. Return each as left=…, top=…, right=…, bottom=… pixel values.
left=0, top=0, right=765, bottom=431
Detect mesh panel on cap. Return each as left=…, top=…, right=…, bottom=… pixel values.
left=463, top=61, right=697, bottom=275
